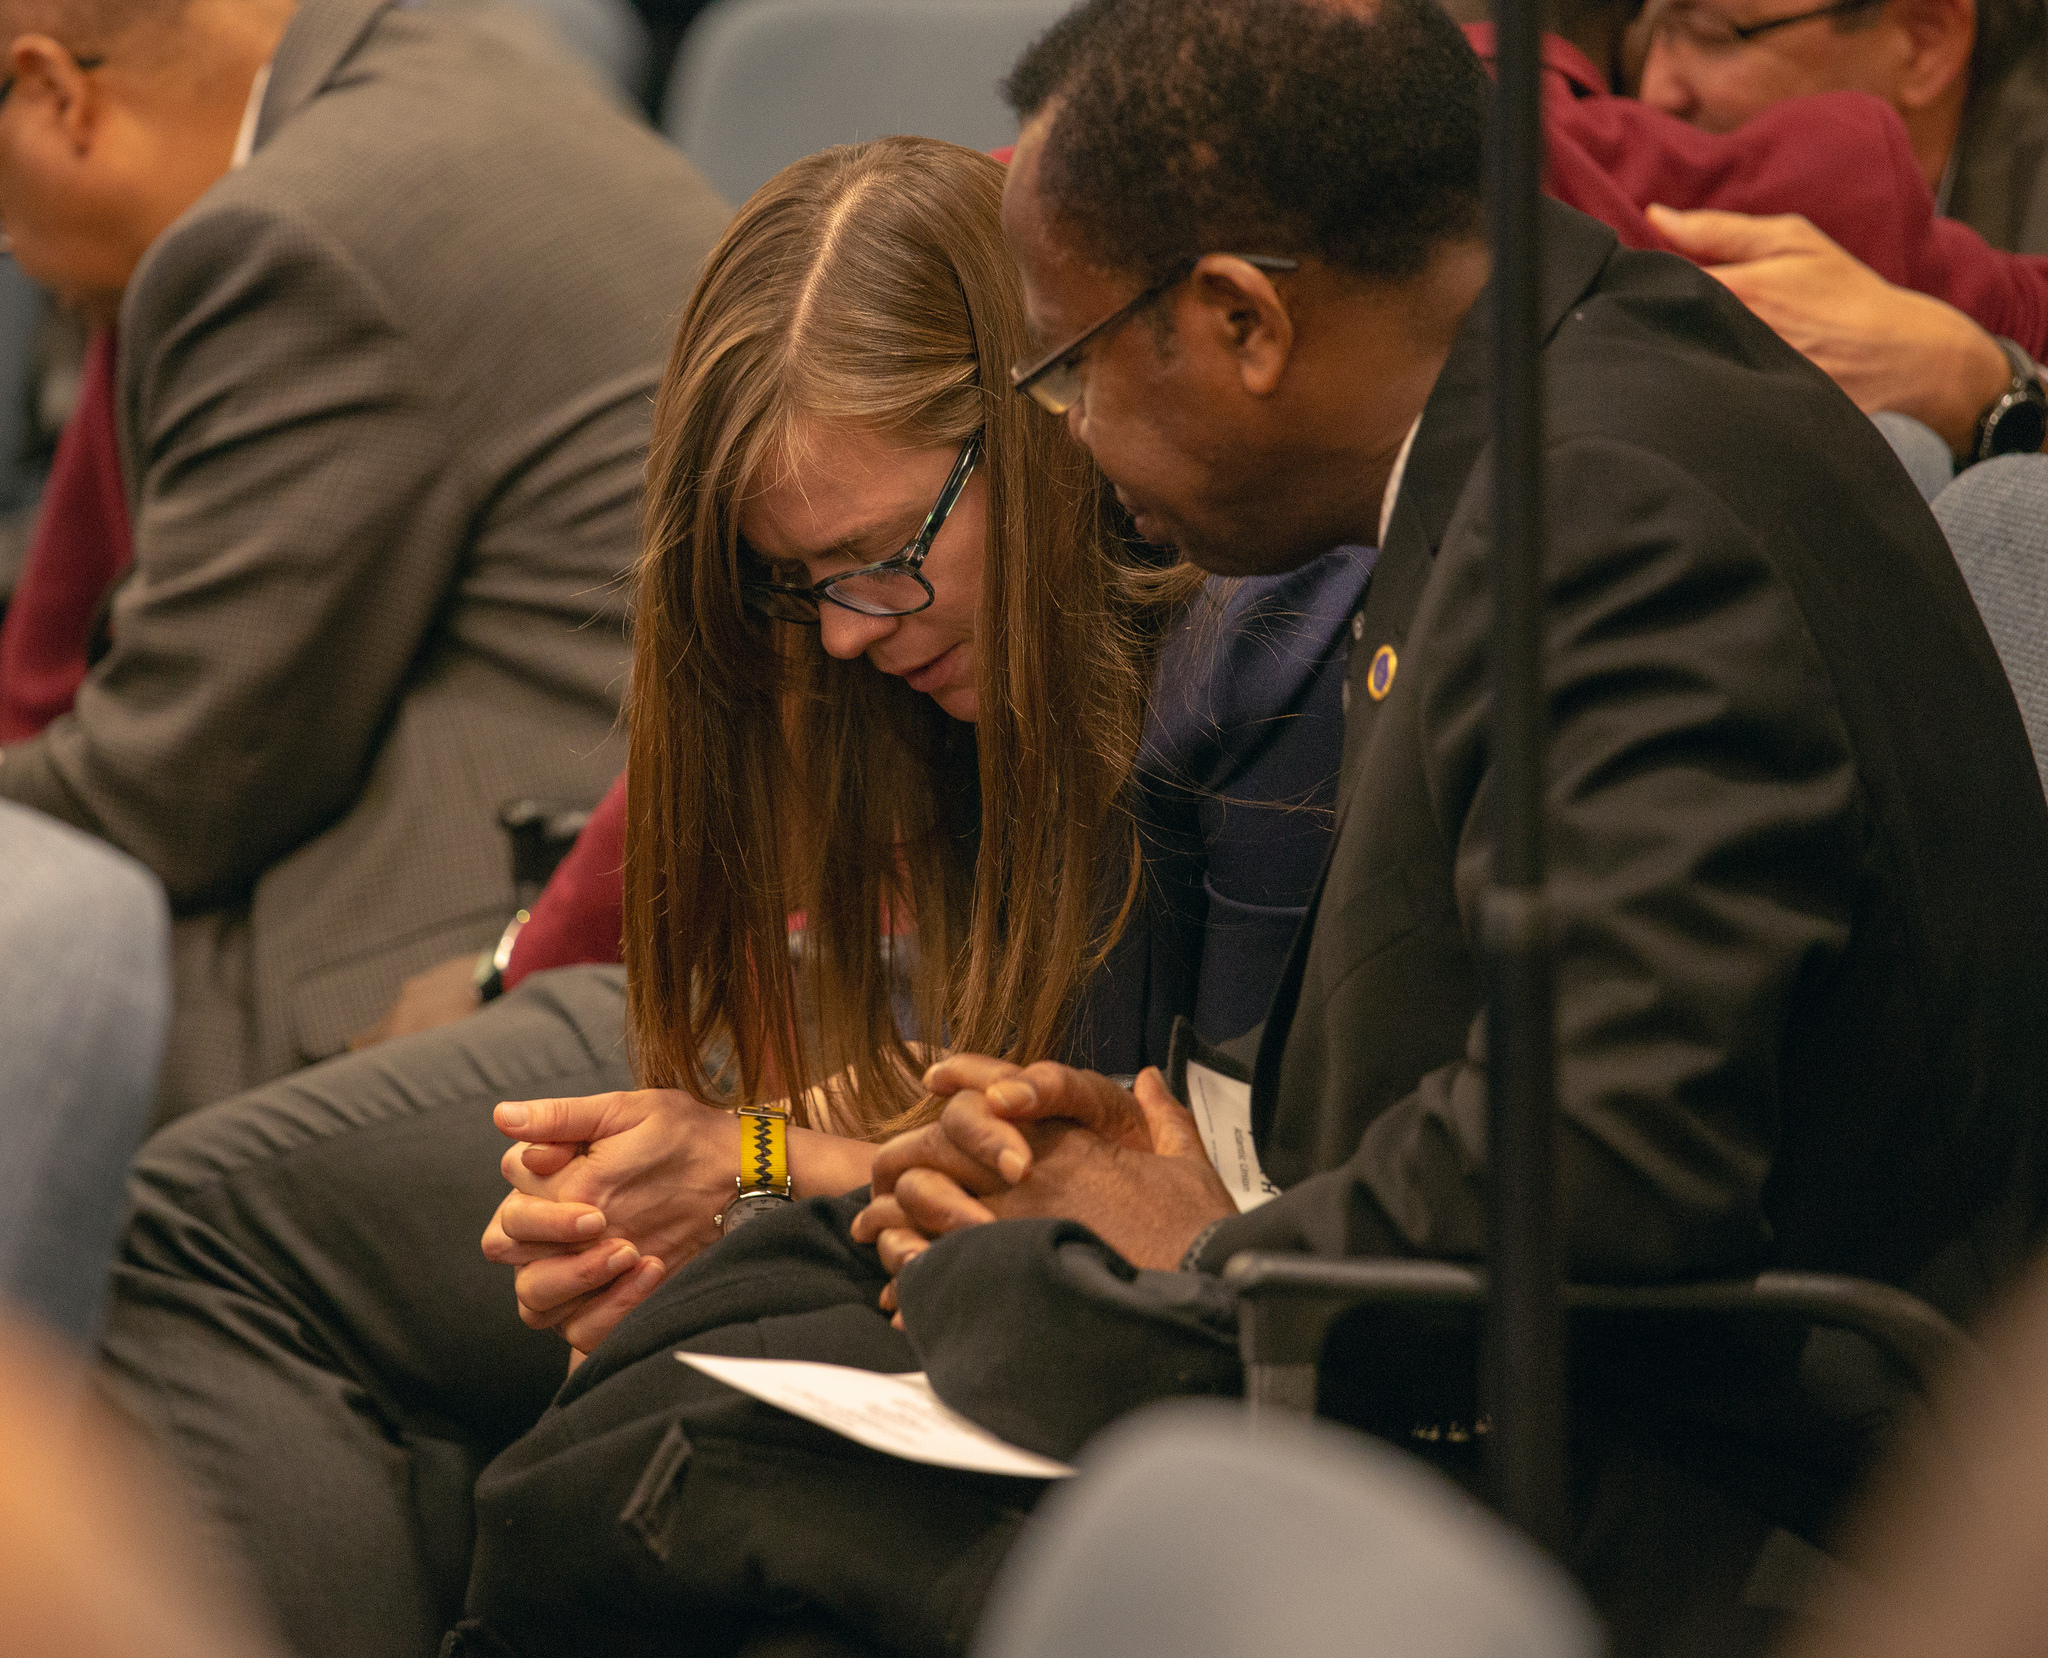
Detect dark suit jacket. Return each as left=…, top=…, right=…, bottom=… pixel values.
left=460, top=206, right=2048, bottom=1658
left=0, top=0, right=728, bottom=1108
left=1194, top=201, right=2048, bottom=1327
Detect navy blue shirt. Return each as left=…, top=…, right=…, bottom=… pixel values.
left=1066, top=545, right=1375, bottom=1074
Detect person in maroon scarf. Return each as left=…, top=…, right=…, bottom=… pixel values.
left=0, top=0, right=728, bottom=1115
left=1464, top=20, right=2048, bottom=466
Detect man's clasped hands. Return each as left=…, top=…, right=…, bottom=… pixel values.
left=481, top=1056, right=1238, bottom=1364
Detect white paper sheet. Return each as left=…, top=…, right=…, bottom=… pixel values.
left=1185, top=1058, right=1278, bottom=1212
left=678, top=1354, right=1074, bottom=1479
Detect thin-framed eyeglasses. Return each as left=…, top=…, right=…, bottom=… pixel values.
left=1009, top=253, right=1299, bottom=415
left=1645, top=0, right=1884, bottom=52
left=742, top=431, right=983, bottom=624
left=0, top=50, right=106, bottom=107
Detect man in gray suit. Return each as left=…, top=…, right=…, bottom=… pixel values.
left=0, top=0, right=726, bottom=1111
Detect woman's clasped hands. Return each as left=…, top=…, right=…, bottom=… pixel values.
left=480, top=1087, right=743, bottom=1359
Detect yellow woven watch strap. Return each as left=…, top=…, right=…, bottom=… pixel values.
left=737, top=1106, right=790, bottom=1196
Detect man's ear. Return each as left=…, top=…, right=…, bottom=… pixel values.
left=1187, top=254, right=1295, bottom=398
left=1889, top=0, right=1974, bottom=113
left=7, top=35, right=102, bottom=151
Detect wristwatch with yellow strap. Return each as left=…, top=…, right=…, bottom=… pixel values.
left=715, top=1105, right=794, bottom=1234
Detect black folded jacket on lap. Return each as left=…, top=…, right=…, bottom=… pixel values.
left=457, top=1196, right=1047, bottom=1658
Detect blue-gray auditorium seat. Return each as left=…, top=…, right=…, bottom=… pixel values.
left=661, top=0, right=1070, bottom=206
left=0, top=802, right=169, bottom=1343
left=1934, top=454, right=2048, bottom=801
left=973, top=1401, right=1600, bottom=1658
left=1871, top=411, right=1954, bottom=503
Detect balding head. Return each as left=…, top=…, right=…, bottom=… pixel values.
left=0, top=0, right=294, bottom=323
left=0, top=0, right=189, bottom=48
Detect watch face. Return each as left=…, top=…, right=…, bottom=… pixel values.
left=720, top=1192, right=792, bottom=1234
left=1993, top=395, right=2048, bottom=458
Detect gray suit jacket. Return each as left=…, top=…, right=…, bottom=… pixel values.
left=0, top=0, right=728, bottom=1109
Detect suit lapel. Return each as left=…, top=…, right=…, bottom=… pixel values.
left=1249, top=201, right=1619, bottom=1145
left=1250, top=447, right=1450, bottom=1138
left=1337, top=500, right=1434, bottom=792
left=1331, top=200, right=1617, bottom=837
left=253, top=0, right=397, bottom=151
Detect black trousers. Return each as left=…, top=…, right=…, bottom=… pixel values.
left=99, top=965, right=634, bottom=1658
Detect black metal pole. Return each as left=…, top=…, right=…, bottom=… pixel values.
left=1481, top=0, right=1567, bottom=1555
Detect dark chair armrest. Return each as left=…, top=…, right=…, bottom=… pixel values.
left=496, top=798, right=595, bottom=908
left=1223, top=1254, right=1987, bottom=1417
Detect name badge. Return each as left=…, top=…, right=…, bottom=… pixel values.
left=1166, top=1016, right=1277, bottom=1213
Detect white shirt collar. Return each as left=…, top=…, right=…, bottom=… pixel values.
left=1378, top=416, right=1422, bottom=550
left=230, top=63, right=272, bottom=170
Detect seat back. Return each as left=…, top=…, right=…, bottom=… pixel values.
left=660, top=0, right=1070, bottom=205
left=973, top=1402, right=1600, bottom=1658
left=1934, top=455, right=2048, bottom=802
left=438, top=0, right=654, bottom=108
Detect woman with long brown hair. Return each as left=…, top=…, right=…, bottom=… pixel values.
left=99, top=133, right=1361, bottom=1658
left=484, top=133, right=1367, bottom=1358
left=629, top=131, right=1168, bottom=1137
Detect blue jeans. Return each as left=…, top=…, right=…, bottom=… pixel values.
left=0, top=801, right=170, bottom=1341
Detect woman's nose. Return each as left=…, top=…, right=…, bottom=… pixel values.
left=818, top=604, right=897, bottom=662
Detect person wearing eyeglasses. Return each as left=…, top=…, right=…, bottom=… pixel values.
left=99, top=133, right=1365, bottom=1658
left=448, top=0, right=2048, bottom=1652
left=1633, top=0, right=2046, bottom=254
left=1625, top=0, right=2048, bottom=465
left=476, top=135, right=1361, bottom=1354
left=0, top=0, right=732, bottom=1115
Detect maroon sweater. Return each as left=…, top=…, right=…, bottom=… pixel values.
left=1470, top=24, right=2048, bottom=355
left=502, top=770, right=626, bottom=990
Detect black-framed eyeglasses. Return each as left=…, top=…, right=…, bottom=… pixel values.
left=1009, top=253, right=1299, bottom=415
left=742, top=432, right=983, bottom=624
left=0, top=52, right=105, bottom=107
left=1646, top=0, right=1883, bottom=51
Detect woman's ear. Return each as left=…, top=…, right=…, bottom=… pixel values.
left=1889, top=0, right=1975, bottom=115
left=1188, top=254, right=1296, bottom=398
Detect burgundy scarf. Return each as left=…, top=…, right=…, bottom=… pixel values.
left=0, top=329, right=132, bottom=742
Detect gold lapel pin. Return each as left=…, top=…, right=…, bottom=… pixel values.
left=1367, top=643, right=1398, bottom=701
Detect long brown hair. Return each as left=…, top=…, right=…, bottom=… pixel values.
left=626, top=136, right=1192, bottom=1138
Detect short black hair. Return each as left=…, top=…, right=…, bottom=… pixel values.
left=1004, top=0, right=1488, bottom=285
